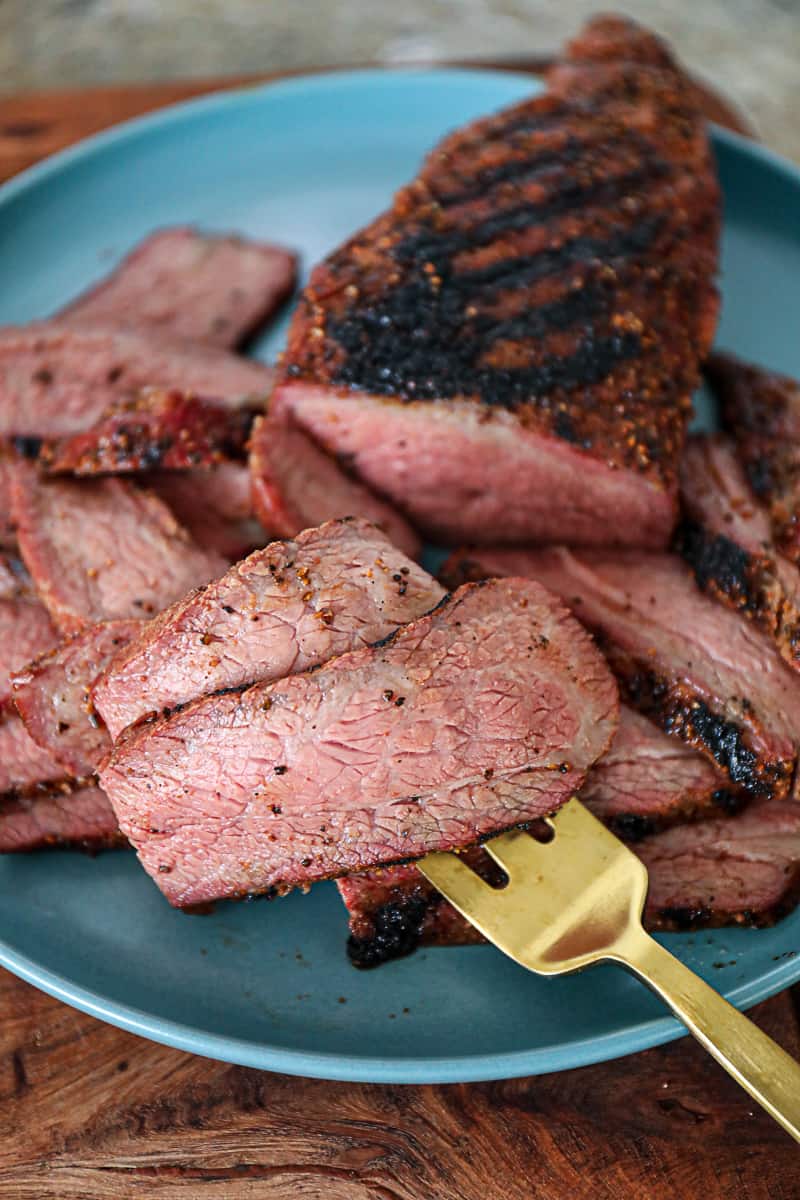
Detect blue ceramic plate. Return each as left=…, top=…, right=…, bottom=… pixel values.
left=0, top=69, right=799, bottom=1084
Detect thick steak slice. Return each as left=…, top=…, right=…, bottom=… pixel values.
left=0, top=785, right=122, bottom=852
left=340, top=798, right=800, bottom=965
left=0, top=324, right=274, bottom=437
left=442, top=547, right=800, bottom=798
left=40, top=390, right=255, bottom=476
left=0, top=595, right=59, bottom=708
left=276, top=16, right=719, bottom=548
left=12, top=620, right=143, bottom=776
left=249, top=410, right=420, bottom=558
left=0, top=714, right=67, bottom=795
left=706, top=352, right=800, bottom=564
left=146, top=463, right=268, bottom=561
left=677, top=434, right=800, bottom=671
left=583, top=705, right=740, bottom=840
left=59, top=228, right=296, bottom=349
left=93, top=518, right=443, bottom=740
left=640, top=800, right=800, bottom=928
left=10, top=459, right=227, bottom=634
left=99, top=578, right=618, bottom=906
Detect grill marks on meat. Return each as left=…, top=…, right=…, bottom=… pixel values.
left=0, top=324, right=274, bottom=438
left=58, top=227, right=297, bottom=350
left=0, top=784, right=122, bottom=852
left=99, top=578, right=619, bottom=906
left=10, top=458, right=227, bottom=634
left=277, top=15, right=720, bottom=547
left=40, top=390, right=256, bottom=476
left=12, top=619, right=142, bottom=776
left=443, top=546, right=800, bottom=798
left=92, top=518, right=443, bottom=740
left=677, top=434, right=800, bottom=671
left=249, top=409, right=420, bottom=559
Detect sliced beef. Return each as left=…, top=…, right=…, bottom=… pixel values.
left=0, top=714, right=67, bottom=796
left=93, top=518, right=444, bottom=740
left=0, top=449, right=18, bottom=548
left=99, top=578, right=619, bottom=906
left=677, top=434, right=800, bottom=671
left=706, top=352, right=800, bottom=564
left=341, top=798, right=800, bottom=965
left=59, top=228, right=296, bottom=350
left=442, top=546, right=800, bottom=798
left=0, top=784, right=122, bottom=852
left=12, top=619, right=142, bottom=776
left=0, top=324, right=274, bottom=438
left=275, top=16, right=719, bottom=548
left=10, top=458, right=227, bottom=634
left=146, top=463, right=268, bottom=561
left=0, top=594, right=60, bottom=708
left=40, top=390, right=255, bottom=476
left=249, top=409, right=420, bottom=558
left=582, top=705, right=741, bottom=840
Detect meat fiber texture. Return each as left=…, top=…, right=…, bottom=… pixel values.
left=99, top=578, right=619, bottom=906
left=0, top=713, right=67, bottom=796
left=678, top=433, right=800, bottom=674
left=443, top=546, right=800, bottom=800
left=0, top=324, right=274, bottom=438
left=146, top=463, right=268, bottom=561
left=12, top=619, right=143, bottom=777
left=249, top=409, right=420, bottom=559
left=0, top=784, right=121, bottom=853
left=93, top=517, right=443, bottom=740
left=58, top=228, right=296, bottom=350
left=10, top=458, right=227, bottom=634
left=275, top=15, right=720, bottom=549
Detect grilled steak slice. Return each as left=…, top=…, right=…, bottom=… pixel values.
left=706, top=352, right=800, bottom=564
left=0, top=449, right=18, bottom=548
left=0, top=713, right=67, bottom=795
left=442, top=546, right=800, bottom=798
left=93, top=518, right=443, bottom=740
left=583, top=705, right=741, bottom=840
left=677, top=434, right=800, bottom=670
left=40, top=390, right=255, bottom=476
left=0, top=784, right=122, bottom=852
left=249, top=410, right=420, bottom=558
left=0, top=594, right=59, bottom=709
left=12, top=620, right=143, bottom=776
left=146, top=463, right=267, bottom=561
left=341, top=798, right=800, bottom=964
left=0, top=324, right=274, bottom=437
left=275, top=16, right=720, bottom=548
left=59, top=228, right=296, bottom=349
left=99, top=578, right=618, bottom=906
left=10, top=459, right=227, bottom=634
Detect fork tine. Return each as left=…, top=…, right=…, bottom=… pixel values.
left=481, top=827, right=553, bottom=878
left=418, top=849, right=500, bottom=921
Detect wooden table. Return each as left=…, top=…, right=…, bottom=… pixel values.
left=0, top=69, right=797, bottom=1199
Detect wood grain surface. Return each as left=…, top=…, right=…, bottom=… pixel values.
left=0, top=67, right=795, bottom=1200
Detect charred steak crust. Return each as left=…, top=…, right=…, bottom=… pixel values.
left=277, top=16, right=720, bottom=547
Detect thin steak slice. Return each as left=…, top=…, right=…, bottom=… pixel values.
left=249, top=410, right=420, bottom=558
left=442, top=546, right=800, bottom=798
left=39, top=390, right=255, bottom=476
left=0, top=713, right=67, bottom=796
left=0, top=594, right=60, bottom=709
left=93, top=518, right=444, bottom=740
left=59, top=228, right=296, bottom=350
left=275, top=16, right=719, bottom=548
left=340, top=797, right=800, bottom=965
left=0, top=785, right=122, bottom=852
left=146, top=463, right=268, bottom=561
left=12, top=619, right=143, bottom=777
left=10, top=459, right=227, bottom=634
left=0, top=324, right=274, bottom=438
left=99, top=578, right=619, bottom=906
left=706, top=352, right=800, bottom=564
left=677, top=434, right=800, bottom=671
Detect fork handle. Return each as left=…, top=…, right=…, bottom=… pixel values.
left=616, top=929, right=800, bottom=1143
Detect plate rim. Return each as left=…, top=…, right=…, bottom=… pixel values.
left=0, top=66, right=799, bottom=1083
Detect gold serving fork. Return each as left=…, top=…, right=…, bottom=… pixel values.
left=418, top=797, right=800, bottom=1143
